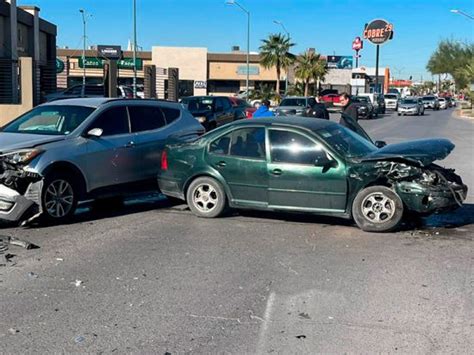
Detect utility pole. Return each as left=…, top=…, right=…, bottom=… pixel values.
left=132, top=0, right=137, bottom=98
left=79, top=9, right=87, bottom=89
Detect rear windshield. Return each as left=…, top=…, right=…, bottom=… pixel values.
left=181, top=97, right=214, bottom=112
left=2, top=105, right=95, bottom=135
left=280, top=98, right=307, bottom=107
left=423, top=96, right=435, bottom=100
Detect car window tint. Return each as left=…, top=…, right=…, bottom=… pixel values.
left=67, top=86, right=82, bottom=95
left=161, top=107, right=180, bottom=124
left=128, top=106, right=167, bottom=132
left=229, top=128, right=266, bottom=159
left=91, top=107, right=129, bottom=136
left=270, top=130, right=327, bottom=165
left=308, top=98, right=316, bottom=106
left=222, top=98, right=232, bottom=110
left=215, top=99, right=224, bottom=111
left=209, top=132, right=231, bottom=155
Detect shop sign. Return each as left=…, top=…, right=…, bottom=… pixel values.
left=326, top=55, right=353, bottom=69
left=97, top=45, right=122, bottom=59
left=78, top=57, right=143, bottom=70
left=194, top=81, right=207, bottom=89
left=237, top=65, right=259, bottom=75
left=56, top=58, right=65, bottom=73
left=352, top=36, right=363, bottom=51
left=363, top=19, right=394, bottom=45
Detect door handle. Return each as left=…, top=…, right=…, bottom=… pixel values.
left=271, top=168, right=282, bottom=176
left=124, top=141, right=135, bottom=148
left=216, top=161, right=227, bottom=168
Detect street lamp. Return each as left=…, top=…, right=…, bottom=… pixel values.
left=132, top=0, right=138, bottom=98
left=273, top=20, right=290, bottom=96
left=79, top=9, right=87, bottom=89
left=226, top=0, right=250, bottom=101
left=450, top=9, right=474, bottom=20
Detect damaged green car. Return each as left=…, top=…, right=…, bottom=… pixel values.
left=157, top=116, right=467, bottom=232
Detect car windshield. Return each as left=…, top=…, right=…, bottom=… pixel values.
left=423, top=96, right=435, bottom=100
left=280, top=98, right=307, bottom=107
left=355, top=97, right=369, bottom=103
left=2, top=105, right=95, bottom=135
left=401, top=99, right=417, bottom=104
left=181, top=97, right=214, bottom=112
left=385, top=94, right=398, bottom=99
left=315, top=125, right=377, bottom=158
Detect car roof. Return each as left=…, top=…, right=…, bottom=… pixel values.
left=228, top=116, right=336, bottom=130
left=41, top=98, right=176, bottom=108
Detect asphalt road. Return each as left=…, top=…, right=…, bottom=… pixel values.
left=1, top=108, right=473, bottom=353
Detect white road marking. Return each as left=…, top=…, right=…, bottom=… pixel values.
left=256, top=291, right=276, bottom=354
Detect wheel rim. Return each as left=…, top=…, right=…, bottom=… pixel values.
left=192, top=183, right=218, bottom=213
left=361, top=192, right=396, bottom=224
left=44, top=179, right=74, bottom=218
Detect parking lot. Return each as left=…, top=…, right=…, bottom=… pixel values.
left=1, top=108, right=473, bottom=353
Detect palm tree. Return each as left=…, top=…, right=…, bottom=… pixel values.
left=259, top=33, right=296, bottom=97
left=294, top=50, right=328, bottom=96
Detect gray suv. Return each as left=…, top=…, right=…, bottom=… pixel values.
left=275, top=97, right=317, bottom=116
left=0, top=98, right=204, bottom=223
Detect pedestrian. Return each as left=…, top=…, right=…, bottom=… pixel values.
left=304, top=96, right=330, bottom=120
left=339, top=93, right=358, bottom=122
left=252, top=99, right=275, bottom=118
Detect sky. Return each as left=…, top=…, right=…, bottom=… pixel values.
left=19, top=0, right=474, bottom=81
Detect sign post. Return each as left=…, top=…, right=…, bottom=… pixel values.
left=97, top=45, right=122, bottom=98
left=363, top=19, right=394, bottom=95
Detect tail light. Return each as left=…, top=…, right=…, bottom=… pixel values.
left=161, top=150, right=168, bottom=171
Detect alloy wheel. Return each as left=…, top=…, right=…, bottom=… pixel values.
left=360, top=192, right=396, bottom=223
left=44, top=179, right=74, bottom=218
left=192, top=184, right=219, bottom=213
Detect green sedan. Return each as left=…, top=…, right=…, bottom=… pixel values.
left=157, top=117, right=467, bottom=232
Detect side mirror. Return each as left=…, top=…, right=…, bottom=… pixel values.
left=375, top=140, right=387, bottom=148
left=86, top=128, right=103, bottom=138
left=314, top=156, right=338, bottom=169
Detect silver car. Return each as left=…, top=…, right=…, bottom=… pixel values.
left=275, top=97, right=317, bottom=116
left=0, top=98, right=204, bottom=223
left=397, top=97, right=425, bottom=116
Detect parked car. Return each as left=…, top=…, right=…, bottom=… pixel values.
left=180, top=96, right=237, bottom=131
left=422, top=95, right=440, bottom=110
left=228, top=97, right=255, bottom=119
left=44, top=84, right=133, bottom=102
left=157, top=116, right=467, bottom=232
left=275, top=97, right=317, bottom=116
left=438, top=97, right=448, bottom=109
left=397, top=97, right=425, bottom=116
left=384, top=93, right=399, bottom=110
left=353, top=96, right=375, bottom=119
left=321, top=94, right=341, bottom=105
left=0, top=98, right=204, bottom=223
left=357, top=93, right=385, bottom=114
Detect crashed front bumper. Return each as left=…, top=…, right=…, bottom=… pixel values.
left=0, top=182, right=43, bottom=222
left=395, top=181, right=468, bottom=214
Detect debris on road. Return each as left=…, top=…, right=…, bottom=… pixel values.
left=8, top=328, right=19, bottom=335
left=298, top=312, right=310, bottom=319
left=74, top=335, right=85, bottom=344
left=295, top=335, right=306, bottom=339
left=73, top=280, right=83, bottom=287
left=1, top=235, right=39, bottom=266
left=27, top=272, right=38, bottom=279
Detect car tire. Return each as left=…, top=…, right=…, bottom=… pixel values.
left=352, top=186, right=404, bottom=232
left=397, top=113, right=401, bottom=116
left=421, top=111, right=424, bottom=115
left=41, top=172, right=79, bottom=223
left=186, top=177, right=227, bottom=218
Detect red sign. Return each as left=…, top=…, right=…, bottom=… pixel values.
left=352, top=37, right=363, bottom=51
left=390, top=80, right=412, bottom=87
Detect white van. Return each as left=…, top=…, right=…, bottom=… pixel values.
left=357, top=93, right=384, bottom=114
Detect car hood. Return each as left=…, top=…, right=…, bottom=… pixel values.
left=0, top=132, right=65, bottom=153
left=360, top=138, right=454, bottom=166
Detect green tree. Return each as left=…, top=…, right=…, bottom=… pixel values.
left=294, top=50, right=328, bottom=96
left=248, top=84, right=277, bottom=102
left=286, top=82, right=305, bottom=96
left=259, top=33, right=296, bottom=97
left=427, top=39, right=474, bottom=90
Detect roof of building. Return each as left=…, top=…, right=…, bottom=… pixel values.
left=57, top=48, right=152, bottom=60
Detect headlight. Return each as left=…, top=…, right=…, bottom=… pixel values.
left=0, top=199, right=14, bottom=211
left=195, top=116, right=207, bottom=123
left=1, top=149, right=44, bottom=164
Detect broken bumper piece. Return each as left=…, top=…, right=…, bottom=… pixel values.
left=0, top=182, right=43, bottom=222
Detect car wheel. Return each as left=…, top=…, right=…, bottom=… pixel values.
left=186, top=177, right=227, bottom=218
left=421, top=110, right=424, bottom=115
left=397, top=113, right=401, bottom=116
left=41, top=172, right=79, bottom=222
left=352, top=186, right=404, bottom=232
